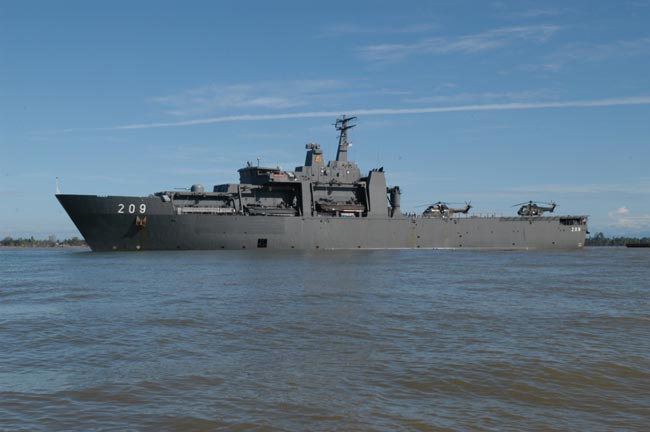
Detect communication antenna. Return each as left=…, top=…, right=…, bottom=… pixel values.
left=334, top=115, right=356, bottom=163
left=56, top=177, right=61, bottom=195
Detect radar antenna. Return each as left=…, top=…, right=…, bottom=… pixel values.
left=334, top=115, right=356, bottom=163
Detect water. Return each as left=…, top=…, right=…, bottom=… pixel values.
left=1, top=248, right=648, bottom=431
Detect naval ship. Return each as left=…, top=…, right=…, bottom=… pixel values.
left=57, top=116, right=588, bottom=251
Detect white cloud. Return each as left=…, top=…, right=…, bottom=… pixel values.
left=319, top=23, right=436, bottom=38
left=503, top=9, right=559, bottom=19
left=152, top=80, right=349, bottom=116
left=607, top=207, right=650, bottom=229
left=42, top=95, right=650, bottom=134
left=357, top=25, right=561, bottom=62
left=490, top=3, right=560, bottom=20
left=52, top=95, right=650, bottom=132
left=523, top=36, right=650, bottom=71
left=403, top=89, right=558, bottom=105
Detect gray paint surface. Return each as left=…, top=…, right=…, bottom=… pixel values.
left=57, top=117, right=587, bottom=251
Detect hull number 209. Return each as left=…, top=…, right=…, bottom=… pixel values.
left=118, top=203, right=147, bottom=214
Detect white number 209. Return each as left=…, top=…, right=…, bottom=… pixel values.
left=117, top=203, right=146, bottom=214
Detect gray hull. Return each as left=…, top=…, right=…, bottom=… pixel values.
left=57, top=194, right=587, bottom=251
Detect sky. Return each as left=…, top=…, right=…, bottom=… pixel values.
left=1, top=0, right=650, bottom=238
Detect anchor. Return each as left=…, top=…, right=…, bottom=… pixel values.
left=135, top=215, right=147, bottom=230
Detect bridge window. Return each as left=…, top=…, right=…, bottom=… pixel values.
left=257, top=238, right=268, bottom=248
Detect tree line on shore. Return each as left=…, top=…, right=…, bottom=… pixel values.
left=1, top=236, right=87, bottom=247
left=585, top=232, right=650, bottom=246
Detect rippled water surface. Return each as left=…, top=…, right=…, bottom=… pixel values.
left=1, top=247, right=649, bottom=431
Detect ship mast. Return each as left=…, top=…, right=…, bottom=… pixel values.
left=335, top=115, right=356, bottom=163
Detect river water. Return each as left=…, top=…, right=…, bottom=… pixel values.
left=0, top=248, right=648, bottom=431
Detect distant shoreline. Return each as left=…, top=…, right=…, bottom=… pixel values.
left=1, top=236, right=87, bottom=248
left=0, top=245, right=89, bottom=249
left=585, top=232, right=650, bottom=247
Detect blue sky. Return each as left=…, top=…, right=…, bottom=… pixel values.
left=2, top=0, right=650, bottom=238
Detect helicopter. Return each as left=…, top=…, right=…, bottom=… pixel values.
left=514, top=201, right=557, bottom=216
left=422, top=201, right=472, bottom=217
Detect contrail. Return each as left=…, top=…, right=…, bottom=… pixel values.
left=56, top=95, right=650, bottom=132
